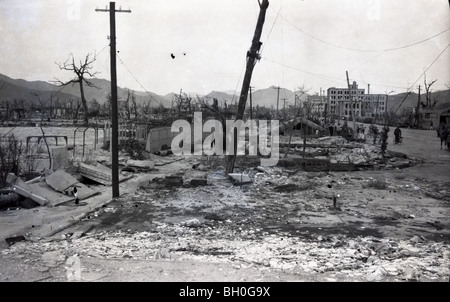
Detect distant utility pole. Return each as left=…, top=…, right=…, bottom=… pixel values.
left=95, top=2, right=131, bottom=198
left=282, top=98, right=288, bottom=120
left=376, top=94, right=380, bottom=123
left=274, top=86, right=280, bottom=119
left=225, top=0, right=269, bottom=174
left=416, top=85, right=421, bottom=128
left=346, top=71, right=356, bottom=137
left=249, top=85, right=254, bottom=119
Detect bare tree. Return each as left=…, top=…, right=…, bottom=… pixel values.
left=173, top=90, right=185, bottom=117
left=54, top=53, right=100, bottom=125
left=48, top=91, right=59, bottom=119
left=197, top=96, right=227, bottom=126
left=72, top=100, right=82, bottom=123
left=31, top=92, right=47, bottom=121
left=143, top=99, right=152, bottom=115
left=197, top=96, right=227, bottom=150
left=131, top=93, right=138, bottom=119
left=104, top=93, right=112, bottom=117
left=294, top=85, right=309, bottom=116
left=124, top=88, right=137, bottom=120
left=422, top=74, right=437, bottom=108
left=12, top=99, right=25, bottom=120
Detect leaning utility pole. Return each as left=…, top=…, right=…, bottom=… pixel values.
left=95, top=2, right=131, bottom=198
left=249, top=86, right=254, bottom=120
left=225, top=0, right=269, bottom=174
left=346, top=71, right=356, bottom=138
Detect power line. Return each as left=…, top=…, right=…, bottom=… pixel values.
left=260, top=6, right=281, bottom=54
left=231, top=58, right=247, bottom=106
left=279, top=10, right=449, bottom=53
left=96, top=44, right=110, bottom=57
left=116, top=53, right=162, bottom=106
left=394, top=43, right=450, bottom=113
left=262, top=56, right=343, bottom=83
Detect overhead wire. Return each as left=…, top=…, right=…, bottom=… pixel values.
left=260, top=3, right=449, bottom=95
left=230, top=58, right=247, bottom=106
left=116, top=53, right=162, bottom=106
left=279, top=10, right=450, bottom=53
left=261, top=57, right=344, bottom=83
left=259, top=6, right=282, bottom=91
left=393, top=43, right=450, bottom=113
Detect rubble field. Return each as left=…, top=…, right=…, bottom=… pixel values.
left=0, top=135, right=449, bottom=282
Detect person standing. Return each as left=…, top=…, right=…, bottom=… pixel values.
left=380, top=126, right=390, bottom=156
left=329, top=124, right=334, bottom=136
left=394, top=126, right=402, bottom=144
left=372, top=126, right=379, bottom=144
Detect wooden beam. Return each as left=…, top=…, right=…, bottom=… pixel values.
left=6, top=173, right=49, bottom=206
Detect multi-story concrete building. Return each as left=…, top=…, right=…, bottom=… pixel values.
left=361, top=93, right=387, bottom=119
left=306, top=94, right=327, bottom=118
left=327, top=81, right=387, bottom=120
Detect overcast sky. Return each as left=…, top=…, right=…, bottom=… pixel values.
left=1, top=0, right=449, bottom=97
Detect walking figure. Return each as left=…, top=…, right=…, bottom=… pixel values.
left=438, top=124, right=449, bottom=150
left=73, top=187, right=79, bottom=204
left=394, top=126, right=402, bottom=144
left=380, top=126, right=389, bottom=156
left=371, top=126, right=379, bottom=144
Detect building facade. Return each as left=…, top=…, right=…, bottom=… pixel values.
left=327, top=81, right=387, bottom=120
left=306, top=94, right=327, bottom=118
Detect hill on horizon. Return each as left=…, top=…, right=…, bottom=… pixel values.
left=1, top=73, right=448, bottom=113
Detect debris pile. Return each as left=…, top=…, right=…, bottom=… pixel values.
left=279, top=136, right=418, bottom=170
left=5, top=170, right=98, bottom=207
left=2, top=228, right=447, bottom=282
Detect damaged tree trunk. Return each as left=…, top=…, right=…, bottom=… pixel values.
left=226, top=0, right=270, bottom=174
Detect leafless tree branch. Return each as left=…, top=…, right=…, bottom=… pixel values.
left=53, top=52, right=100, bottom=124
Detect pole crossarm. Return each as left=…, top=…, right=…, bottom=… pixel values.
left=95, top=8, right=131, bottom=13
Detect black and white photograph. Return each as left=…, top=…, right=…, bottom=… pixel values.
left=0, top=0, right=449, bottom=288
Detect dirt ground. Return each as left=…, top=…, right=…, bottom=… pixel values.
left=0, top=126, right=449, bottom=284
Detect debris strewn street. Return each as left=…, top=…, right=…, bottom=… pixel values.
left=0, top=126, right=448, bottom=282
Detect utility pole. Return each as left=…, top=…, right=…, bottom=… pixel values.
left=375, top=94, right=380, bottom=123
left=282, top=98, right=288, bottom=120
left=346, top=71, right=356, bottom=138
left=294, top=93, right=297, bottom=110
left=225, top=0, right=269, bottom=174
left=416, top=85, right=421, bottom=128
left=249, top=86, right=254, bottom=120
left=96, top=2, right=131, bottom=198
left=385, top=90, right=394, bottom=126
left=274, top=86, right=280, bottom=119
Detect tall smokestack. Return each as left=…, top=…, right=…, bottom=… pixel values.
left=368, top=84, right=370, bottom=95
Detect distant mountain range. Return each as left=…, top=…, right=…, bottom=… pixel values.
left=0, top=73, right=448, bottom=113
left=0, top=73, right=174, bottom=108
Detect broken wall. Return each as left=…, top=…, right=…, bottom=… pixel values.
left=145, top=127, right=178, bottom=153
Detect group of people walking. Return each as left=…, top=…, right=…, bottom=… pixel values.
left=326, top=121, right=403, bottom=145
left=325, top=120, right=449, bottom=151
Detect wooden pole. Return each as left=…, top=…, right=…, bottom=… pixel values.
left=416, top=85, right=421, bottom=128
left=274, top=86, right=280, bottom=119
left=346, top=71, right=356, bottom=138
left=109, top=3, right=119, bottom=197
left=225, top=0, right=270, bottom=174
left=95, top=2, right=131, bottom=198
left=249, top=86, right=253, bottom=120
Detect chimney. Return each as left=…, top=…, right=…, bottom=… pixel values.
left=368, top=84, right=370, bottom=95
